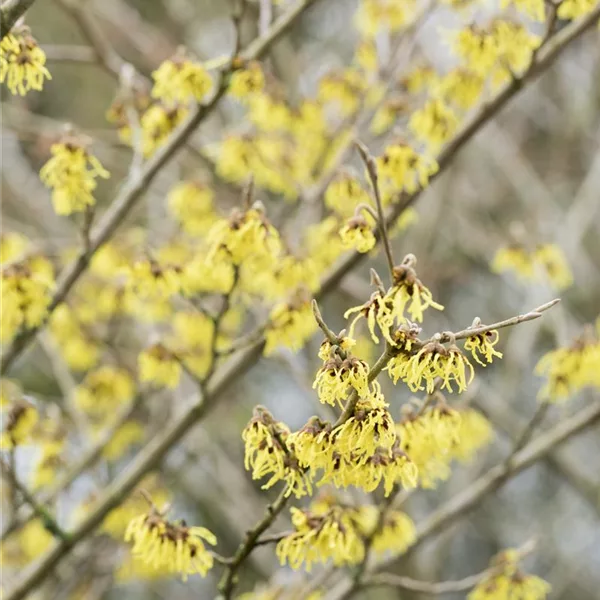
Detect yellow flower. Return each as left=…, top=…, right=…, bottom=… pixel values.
left=397, top=404, right=462, bottom=488
left=0, top=232, right=29, bottom=264
left=345, top=290, right=396, bottom=345
left=402, top=341, right=474, bottom=394
left=139, top=344, right=182, bottom=389
left=355, top=0, right=416, bottom=38
left=151, top=50, right=212, bottom=104
left=409, top=99, right=459, bottom=150
left=74, top=366, right=135, bottom=418
left=1, top=519, right=53, bottom=567
left=348, top=445, right=419, bottom=496
left=125, top=510, right=216, bottom=580
left=469, top=549, right=551, bottom=600
left=207, top=206, right=282, bottom=269
left=124, top=258, right=181, bottom=302
left=287, top=417, right=334, bottom=471
left=276, top=505, right=364, bottom=571
left=401, top=64, right=437, bottom=94
left=0, top=401, right=38, bottom=450
left=334, top=389, right=397, bottom=460
left=387, top=257, right=444, bottom=323
left=0, top=378, right=21, bottom=409
left=491, top=245, right=534, bottom=280
left=376, top=143, right=439, bottom=198
left=339, top=216, right=376, bottom=253
left=181, top=252, right=235, bottom=296
left=452, top=408, right=494, bottom=462
left=433, top=68, right=484, bottom=111
left=0, top=27, right=51, bottom=95
left=354, top=39, right=378, bottom=72
left=355, top=506, right=417, bottom=555
left=102, top=421, right=144, bottom=461
left=535, top=329, right=600, bottom=402
left=229, top=61, right=265, bottom=99
left=313, top=355, right=370, bottom=408
left=167, top=181, right=216, bottom=236
left=40, top=137, right=109, bottom=216
left=137, top=103, right=189, bottom=157
left=32, top=439, right=65, bottom=489
left=370, top=98, right=409, bottom=136
left=264, top=295, right=317, bottom=356
left=242, top=407, right=312, bottom=497
left=451, top=25, right=499, bottom=75
left=324, top=175, right=371, bottom=218
left=533, top=243, right=573, bottom=290
left=48, top=305, right=101, bottom=371
left=1, top=255, right=54, bottom=343
left=464, top=329, right=503, bottom=366
left=97, top=474, right=170, bottom=538
left=557, top=0, right=597, bottom=19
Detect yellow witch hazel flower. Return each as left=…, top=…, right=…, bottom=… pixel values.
left=535, top=326, right=600, bottom=402
left=397, top=404, right=462, bottom=488
left=324, top=174, right=371, bottom=218
left=452, top=408, right=494, bottom=463
left=376, top=143, right=439, bottom=199
left=334, top=385, right=397, bottom=460
left=387, top=254, right=444, bottom=323
left=397, top=338, right=474, bottom=393
left=40, top=133, right=110, bottom=216
left=151, top=47, right=212, bottom=105
left=32, top=438, right=65, bottom=489
left=264, top=293, right=317, bottom=356
left=469, top=548, right=551, bottom=600
left=409, top=99, right=459, bottom=150
left=354, top=505, right=417, bottom=556
left=345, top=290, right=397, bottom=345
left=558, top=0, right=597, bottom=20
left=433, top=68, right=484, bottom=111
left=1, top=255, right=54, bottom=343
left=229, top=60, right=265, bottom=100
left=287, top=417, right=334, bottom=471
left=355, top=0, right=417, bottom=38
left=464, top=326, right=503, bottom=366
left=492, top=244, right=534, bottom=280
left=207, top=205, right=282, bottom=268
left=139, top=343, right=182, bottom=389
left=532, top=243, right=573, bottom=291
left=242, top=406, right=312, bottom=498
left=0, top=400, right=38, bottom=450
left=125, top=506, right=217, bottom=580
left=313, top=352, right=371, bottom=408
left=74, top=366, right=135, bottom=417
left=167, top=181, right=216, bottom=236
left=0, top=25, right=51, bottom=95
left=276, top=504, right=365, bottom=571
left=339, top=215, right=376, bottom=253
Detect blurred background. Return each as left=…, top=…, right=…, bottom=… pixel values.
left=1, top=0, right=600, bottom=598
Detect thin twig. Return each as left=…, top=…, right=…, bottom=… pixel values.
left=355, top=141, right=396, bottom=281
left=0, top=0, right=37, bottom=39
left=0, top=459, right=69, bottom=542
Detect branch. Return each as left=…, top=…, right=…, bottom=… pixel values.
left=217, top=487, right=289, bottom=600
left=0, top=459, right=69, bottom=543
left=0, top=0, right=36, bottom=39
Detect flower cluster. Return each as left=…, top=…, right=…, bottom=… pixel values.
left=40, top=134, right=110, bottom=216
left=242, top=407, right=312, bottom=498
left=125, top=508, right=217, bottom=580
left=535, top=325, right=600, bottom=402
left=1, top=253, right=54, bottom=343
left=0, top=400, right=39, bottom=450
left=469, top=548, right=551, bottom=600
left=276, top=494, right=417, bottom=571
left=492, top=243, right=573, bottom=290
left=0, top=26, right=51, bottom=95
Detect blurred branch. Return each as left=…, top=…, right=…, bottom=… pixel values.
left=0, top=0, right=36, bottom=39
left=0, top=459, right=69, bottom=542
